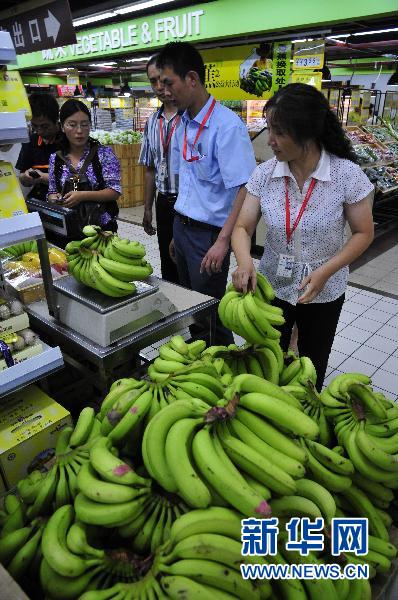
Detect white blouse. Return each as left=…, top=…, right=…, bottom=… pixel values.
left=246, top=149, right=374, bottom=305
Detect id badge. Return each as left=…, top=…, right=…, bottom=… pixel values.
left=276, top=253, right=295, bottom=279
left=158, top=158, right=168, bottom=181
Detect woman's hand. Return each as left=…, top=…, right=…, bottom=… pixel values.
left=232, top=261, right=257, bottom=294
left=62, top=191, right=86, bottom=208
left=298, top=266, right=330, bottom=303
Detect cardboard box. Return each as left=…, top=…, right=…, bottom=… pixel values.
left=0, top=384, right=72, bottom=489
left=0, top=312, right=29, bottom=335
left=0, top=342, right=42, bottom=372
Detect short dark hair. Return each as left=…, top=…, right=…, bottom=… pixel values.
left=29, top=93, right=59, bottom=123
left=146, top=53, right=159, bottom=75
left=156, top=42, right=205, bottom=84
left=266, top=83, right=357, bottom=162
left=59, top=99, right=91, bottom=125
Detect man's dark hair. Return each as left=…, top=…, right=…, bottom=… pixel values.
left=146, top=53, right=159, bottom=75
left=29, top=93, right=59, bottom=123
left=156, top=42, right=205, bottom=84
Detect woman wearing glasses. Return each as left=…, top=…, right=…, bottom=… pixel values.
left=47, top=99, right=121, bottom=236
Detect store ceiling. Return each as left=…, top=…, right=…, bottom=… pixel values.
left=2, top=1, right=397, bottom=77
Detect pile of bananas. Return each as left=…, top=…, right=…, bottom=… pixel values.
left=240, top=66, right=272, bottom=96
left=218, top=273, right=284, bottom=344
left=0, top=239, right=38, bottom=259
left=65, top=225, right=153, bottom=298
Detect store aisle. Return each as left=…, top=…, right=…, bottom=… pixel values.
left=118, top=219, right=398, bottom=400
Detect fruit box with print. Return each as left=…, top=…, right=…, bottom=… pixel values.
left=0, top=384, right=72, bottom=490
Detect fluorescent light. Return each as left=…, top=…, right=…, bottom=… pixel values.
left=115, top=0, right=178, bottom=16
left=55, top=68, right=68, bottom=71
left=89, top=62, right=117, bottom=67
left=73, top=11, right=117, bottom=27
left=125, top=56, right=152, bottom=63
left=329, top=27, right=398, bottom=40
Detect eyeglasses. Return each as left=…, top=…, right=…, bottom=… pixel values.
left=63, top=121, right=91, bottom=130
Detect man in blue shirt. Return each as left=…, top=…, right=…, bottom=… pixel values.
left=157, top=42, right=256, bottom=344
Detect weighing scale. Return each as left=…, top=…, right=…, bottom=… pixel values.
left=25, top=198, right=84, bottom=242
left=52, top=275, right=177, bottom=347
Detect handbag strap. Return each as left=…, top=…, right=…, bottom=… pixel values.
left=57, top=145, right=98, bottom=196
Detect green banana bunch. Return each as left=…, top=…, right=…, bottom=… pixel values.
left=240, top=66, right=272, bottom=97
left=1, top=494, right=26, bottom=537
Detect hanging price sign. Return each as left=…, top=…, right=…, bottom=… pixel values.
left=291, top=71, right=322, bottom=90
left=293, top=39, right=325, bottom=70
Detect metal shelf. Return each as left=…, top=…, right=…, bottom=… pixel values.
left=0, top=343, right=64, bottom=398
left=0, top=31, right=16, bottom=65
left=0, top=112, right=29, bottom=144
left=0, top=212, right=46, bottom=248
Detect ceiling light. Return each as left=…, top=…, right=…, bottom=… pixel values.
left=353, top=27, right=398, bottom=37
left=125, top=56, right=152, bottom=63
left=73, top=11, right=117, bottom=27
left=55, top=68, right=68, bottom=72
left=115, top=0, right=178, bottom=16
left=89, top=62, right=117, bottom=67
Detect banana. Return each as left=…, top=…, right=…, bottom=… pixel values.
left=172, top=381, right=220, bottom=405
left=159, top=344, right=191, bottom=364
left=1, top=495, right=25, bottom=536
left=7, top=526, right=43, bottom=580
left=160, top=575, right=234, bottom=600
left=0, top=526, right=32, bottom=565
left=341, top=427, right=398, bottom=484
left=355, top=421, right=398, bottom=472
left=270, top=495, right=322, bottom=520
left=90, top=437, right=149, bottom=486
left=352, top=472, right=394, bottom=504
left=55, top=464, right=70, bottom=509
left=187, top=339, right=207, bottom=358
left=280, top=358, right=301, bottom=386
left=66, top=520, right=105, bottom=558
left=305, top=439, right=354, bottom=475
left=99, top=378, right=143, bottom=420
left=169, top=335, right=190, bottom=356
left=244, top=353, right=264, bottom=378
left=148, top=364, right=171, bottom=383
left=218, top=291, right=240, bottom=330
left=229, top=373, right=301, bottom=408
left=131, top=498, right=163, bottom=554
left=142, top=399, right=209, bottom=493
left=295, top=478, right=336, bottom=524
left=150, top=503, right=167, bottom=554
left=218, top=424, right=298, bottom=496
left=169, top=507, right=242, bottom=545
left=90, top=257, right=136, bottom=296
left=243, top=293, right=282, bottom=340
left=236, top=407, right=308, bottom=463
left=239, top=391, right=319, bottom=439
left=165, top=417, right=211, bottom=508
left=304, top=442, right=352, bottom=492
left=368, top=535, right=397, bottom=559
left=327, top=372, right=371, bottom=399
left=26, top=465, right=59, bottom=519
left=40, top=557, right=102, bottom=600
left=367, top=431, right=398, bottom=453
left=107, top=389, right=153, bottom=447
left=42, top=505, right=101, bottom=578
left=228, top=417, right=305, bottom=478
left=173, top=372, right=224, bottom=397
left=77, top=462, right=148, bottom=504
left=192, top=427, right=271, bottom=517
left=111, top=237, right=146, bottom=258
left=101, top=385, right=148, bottom=436
left=117, top=497, right=153, bottom=539
left=280, top=548, right=338, bottom=600
left=341, top=484, right=389, bottom=541
left=153, top=357, right=187, bottom=374
left=164, top=532, right=245, bottom=570
left=256, top=271, right=275, bottom=302
left=98, top=255, right=152, bottom=281
left=254, top=346, right=279, bottom=384
left=75, top=491, right=148, bottom=528
left=65, top=240, right=82, bottom=254
left=376, top=507, right=393, bottom=528
left=69, top=407, right=96, bottom=448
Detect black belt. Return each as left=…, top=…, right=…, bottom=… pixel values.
left=176, top=212, right=221, bottom=232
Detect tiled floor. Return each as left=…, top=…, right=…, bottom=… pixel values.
left=118, top=216, right=398, bottom=400
left=348, top=244, right=398, bottom=296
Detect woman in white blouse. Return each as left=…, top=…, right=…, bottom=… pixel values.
left=232, top=83, right=374, bottom=390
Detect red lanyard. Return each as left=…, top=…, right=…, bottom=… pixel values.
left=159, top=114, right=180, bottom=154
left=285, top=176, right=316, bottom=245
left=183, top=98, right=216, bottom=162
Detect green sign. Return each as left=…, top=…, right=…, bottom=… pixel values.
left=12, top=0, right=398, bottom=70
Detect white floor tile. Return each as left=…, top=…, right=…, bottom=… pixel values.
left=349, top=292, right=380, bottom=307
left=332, top=336, right=363, bottom=355
left=355, top=289, right=384, bottom=300
left=341, top=300, right=368, bottom=316
left=379, top=354, right=398, bottom=375
left=328, top=349, right=349, bottom=369
left=371, top=369, right=398, bottom=395
left=348, top=316, right=383, bottom=334
left=338, top=311, right=360, bottom=326
left=373, top=299, right=398, bottom=314
left=361, top=307, right=395, bottom=324
left=387, top=314, right=398, bottom=329
left=366, top=334, right=398, bottom=354
left=338, top=325, right=373, bottom=344
left=338, top=356, right=378, bottom=377
left=376, top=324, right=398, bottom=342
left=351, top=345, right=390, bottom=368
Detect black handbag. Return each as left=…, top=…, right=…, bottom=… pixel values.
left=57, top=146, right=118, bottom=237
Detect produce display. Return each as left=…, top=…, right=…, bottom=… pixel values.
left=363, top=125, right=396, bottom=145
left=1, top=273, right=397, bottom=599
left=352, top=143, right=386, bottom=165
left=65, top=226, right=153, bottom=298
left=364, top=163, right=398, bottom=192
left=0, top=241, right=68, bottom=276
left=90, top=129, right=142, bottom=146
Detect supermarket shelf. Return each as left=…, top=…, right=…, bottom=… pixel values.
left=0, top=343, right=64, bottom=398
left=0, top=111, right=29, bottom=144
left=0, top=31, right=16, bottom=64
left=0, top=212, right=45, bottom=248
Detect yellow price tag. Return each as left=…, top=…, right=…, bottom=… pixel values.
left=110, top=97, right=123, bottom=108
left=291, top=71, right=322, bottom=90
left=293, top=39, right=325, bottom=71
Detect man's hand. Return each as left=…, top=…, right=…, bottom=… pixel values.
left=200, top=238, right=229, bottom=275
left=143, top=208, right=156, bottom=235
left=20, top=169, right=37, bottom=187
left=62, top=191, right=86, bottom=208
left=297, top=266, right=330, bottom=304
left=33, top=169, right=48, bottom=185
left=169, top=239, right=177, bottom=264
left=232, top=262, right=257, bottom=294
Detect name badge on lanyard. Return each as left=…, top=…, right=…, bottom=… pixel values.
left=276, top=176, right=316, bottom=280
left=159, top=114, right=180, bottom=181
